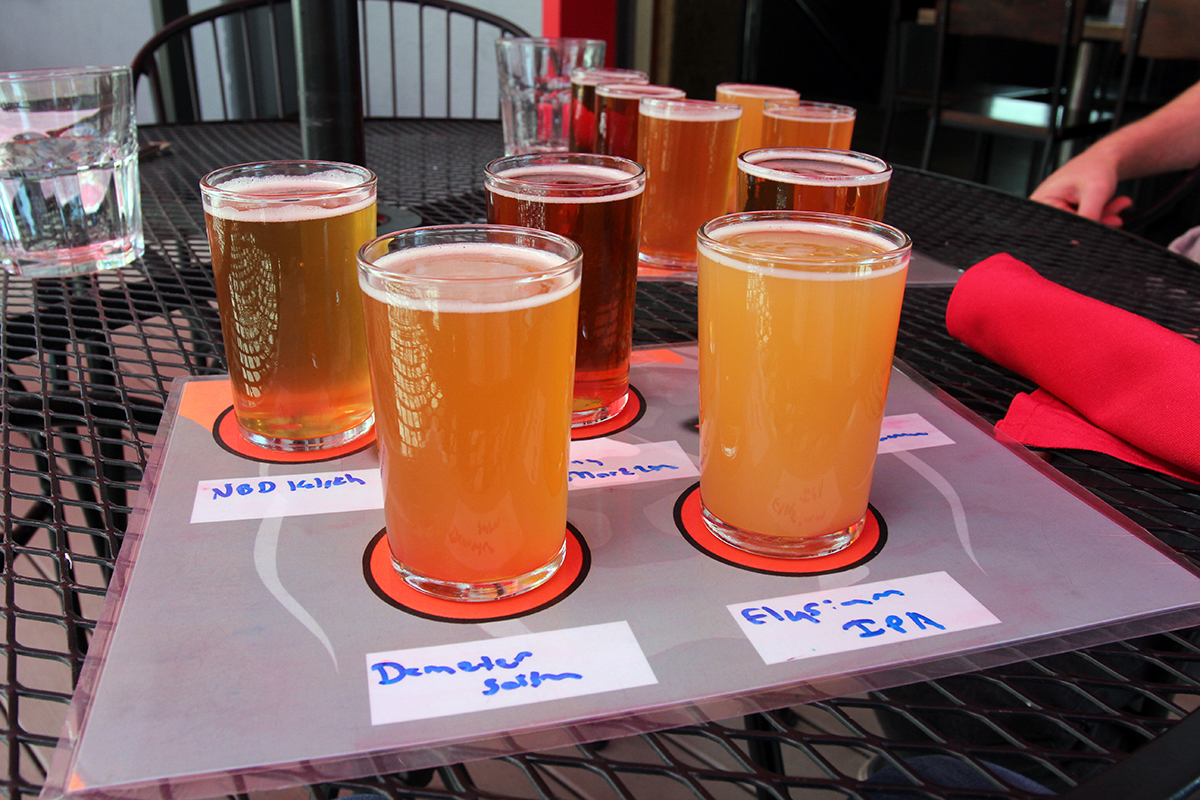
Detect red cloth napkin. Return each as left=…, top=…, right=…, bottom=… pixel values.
left=945, top=253, right=1200, bottom=484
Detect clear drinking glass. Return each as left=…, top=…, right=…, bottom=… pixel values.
left=568, top=67, right=649, bottom=152
left=697, top=211, right=910, bottom=558
left=0, top=66, right=143, bottom=278
left=495, top=37, right=605, bottom=155
left=358, top=225, right=582, bottom=601
left=738, top=147, right=892, bottom=220
left=595, top=84, right=685, bottom=161
left=761, top=99, right=856, bottom=149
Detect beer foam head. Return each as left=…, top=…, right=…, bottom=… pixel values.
left=486, top=162, right=644, bottom=203
left=716, top=83, right=799, bottom=100
left=764, top=101, right=856, bottom=122
left=204, top=170, right=375, bottom=222
left=360, top=242, right=579, bottom=312
left=597, top=83, right=685, bottom=100
left=571, top=67, right=648, bottom=87
left=639, top=98, right=742, bottom=122
left=698, top=216, right=908, bottom=281
left=739, top=149, right=890, bottom=186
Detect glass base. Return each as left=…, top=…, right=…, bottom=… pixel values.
left=393, top=539, right=567, bottom=602
left=572, top=389, right=629, bottom=427
left=637, top=250, right=697, bottom=271
left=237, top=413, right=374, bottom=453
left=2, top=234, right=143, bottom=279
left=701, top=502, right=864, bottom=559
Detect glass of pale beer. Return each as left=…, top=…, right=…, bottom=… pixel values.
left=697, top=211, right=910, bottom=558
left=357, top=225, right=582, bottom=601
left=762, top=100, right=856, bottom=149
left=485, top=153, right=645, bottom=426
left=595, top=83, right=685, bottom=161
left=200, top=161, right=377, bottom=451
left=715, top=83, right=800, bottom=158
left=738, top=147, right=892, bottom=220
left=569, top=67, right=649, bottom=152
left=638, top=97, right=742, bottom=269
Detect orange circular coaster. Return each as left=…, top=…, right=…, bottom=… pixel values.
left=674, top=483, right=886, bottom=576
left=212, top=406, right=376, bottom=464
left=572, top=385, right=646, bottom=441
left=363, top=525, right=590, bottom=623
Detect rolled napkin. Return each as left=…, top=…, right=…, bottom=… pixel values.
left=945, top=253, right=1200, bottom=484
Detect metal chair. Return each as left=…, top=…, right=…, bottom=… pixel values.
left=131, top=0, right=530, bottom=123
left=1113, top=0, right=1200, bottom=128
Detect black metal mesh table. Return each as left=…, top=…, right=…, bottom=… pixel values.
left=4, top=118, right=1200, bottom=800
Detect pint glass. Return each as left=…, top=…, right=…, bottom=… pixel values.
left=201, top=161, right=377, bottom=451
left=569, top=67, right=648, bottom=152
left=715, top=83, right=800, bottom=159
left=638, top=98, right=741, bottom=269
left=762, top=100, right=856, bottom=149
left=358, top=225, right=582, bottom=601
left=595, top=84, right=684, bottom=161
left=697, top=211, right=910, bottom=558
left=738, top=147, right=892, bottom=220
left=485, top=154, right=645, bottom=426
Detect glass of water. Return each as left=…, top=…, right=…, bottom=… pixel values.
left=0, top=66, right=143, bottom=278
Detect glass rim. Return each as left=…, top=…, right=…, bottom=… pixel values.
left=569, top=67, right=649, bottom=85
left=484, top=152, right=645, bottom=197
left=639, top=97, right=742, bottom=120
left=596, top=83, right=684, bottom=99
left=716, top=82, right=799, bottom=98
left=763, top=99, right=856, bottom=118
left=199, top=160, right=378, bottom=203
left=738, top=148, right=892, bottom=186
left=698, top=211, right=911, bottom=267
left=496, top=37, right=606, bottom=48
left=0, top=65, right=130, bottom=82
left=357, top=224, right=583, bottom=286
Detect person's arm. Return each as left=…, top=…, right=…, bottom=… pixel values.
left=1031, top=80, right=1200, bottom=224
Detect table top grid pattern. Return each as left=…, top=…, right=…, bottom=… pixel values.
left=2, top=118, right=1199, bottom=800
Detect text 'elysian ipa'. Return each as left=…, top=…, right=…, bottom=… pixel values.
left=762, top=100, right=856, bottom=149
left=638, top=98, right=741, bottom=269
left=569, top=67, right=648, bottom=152
left=595, top=83, right=685, bottom=161
left=358, top=226, right=582, bottom=601
left=486, top=154, right=644, bottom=425
left=201, top=161, right=377, bottom=451
left=698, top=212, right=910, bottom=558
left=738, top=147, right=892, bottom=220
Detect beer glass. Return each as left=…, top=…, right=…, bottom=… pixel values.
left=495, top=38, right=605, bottom=155
left=697, top=211, right=910, bottom=558
left=201, top=161, right=377, bottom=451
left=638, top=98, right=742, bottom=269
left=485, top=154, right=644, bottom=426
left=738, top=147, right=892, bottom=220
left=358, top=225, right=582, bottom=601
left=569, top=67, right=649, bottom=152
left=762, top=100, right=856, bottom=149
left=715, top=83, right=800, bottom=158
left=595, top=84, right=685, bottom=161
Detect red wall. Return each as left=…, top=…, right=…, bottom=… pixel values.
left=542, top=0, right=618, bottom=67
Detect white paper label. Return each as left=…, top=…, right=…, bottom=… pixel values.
left=190, top=469, right=384, bottom=523
left=365, top=621, right=658, bottom=725
left=568, top=439, right=698, bottom=489
left=730, top=572, right=1000, bottom=664
left=878, top=414, right=956, bottom=453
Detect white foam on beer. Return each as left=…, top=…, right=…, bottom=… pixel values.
left=739, top=151, right=890, bottom=186
left=717, top=84, right=799, bottom=99
left=206, top=171, right=374, bottom=222
left=596, top=83, right=684, bottom=100
left=764, top=104, right=855, bottom=121
left=360, top=243, right=579, bottom=313
left=698, top=219, right=907, bottom=282
left=487, top=164, right=644, bottom=203
left=572, top=68, right=647, bottom=87
left=639, top=98, right=742, bottom=122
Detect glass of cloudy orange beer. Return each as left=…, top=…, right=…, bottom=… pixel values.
left=595, top=83, right=685, bottom=161
left=357, top=225, right=582, bottom=601
left=762, top=100, right=856, bottom=149
left=697, top=211, right=910, bottom=558
left=200, top=161, right=377, bottom=451
left=638, top=97, right=742, bottom=269
left=485, top=153, right=644, bottom=426
left=738, top=147, right=892, bottom=220
left=715, top=83, right=800, bottom=158
left=569, top=67, right=649, bottom=152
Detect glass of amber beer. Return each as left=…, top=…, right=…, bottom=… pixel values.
left=738, top=147, right=892, bottom=220
left=485, top=153, right=644, bottom=426
left=715, top=83, right=800, bottom=158
left=638, top=98, right=742, bottom=269
left=762, top=100, right=856, bottom=149
left=697, top=211, right=910, bottom=557
left=200, top=161, right=377, bottom=451
left=594, top=83, right=684, bottom=161
left=357, top=225, right=582, bottom=601
left=568, top=67, right=649, bottom=152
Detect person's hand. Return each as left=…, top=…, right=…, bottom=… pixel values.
left=1030, top=152, right=1132, bottom=226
